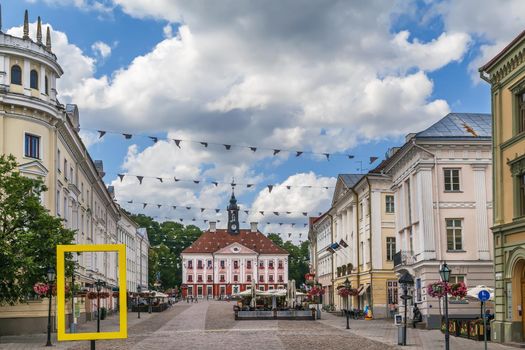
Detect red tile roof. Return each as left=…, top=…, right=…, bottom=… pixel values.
left=181, top=229, right=289, bottom=255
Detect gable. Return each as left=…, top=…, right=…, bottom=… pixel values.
left=332, top=176, right=348, bottom=205
left=18, top=160, right=49, bottom=178
left=215, top=242, right=257, bottom=255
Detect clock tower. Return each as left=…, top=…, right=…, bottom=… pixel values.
left=227, top=188, right=240, bottom=234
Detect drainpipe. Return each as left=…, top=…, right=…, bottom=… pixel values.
left=365, top=176, right=374, bottom=311
left=411, top=139, right=442, bottom=260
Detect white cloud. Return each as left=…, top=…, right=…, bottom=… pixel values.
left=78, top=129, right=104, bottom=149
left=163, top=24, right=173, bottom=39
left=91, top=41, right=112, bottom=60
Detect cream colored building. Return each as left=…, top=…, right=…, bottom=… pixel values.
left=310, top=213, right=334, bottom=306
left=380, top=113, right=494, bottom=329
left=480, top=30, right=525, bottom=344
left=0, top=10, right=147, bottom=335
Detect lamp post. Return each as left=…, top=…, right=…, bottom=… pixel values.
left=344, top=278, right=351, bottom=329
left=137, top=285, right=142, bottom=319
left=90, top=279, right=104, bottom=350
left=399, top=271, right=414, bottom=346
left=439, top=262, right=451, bottom=350
left=46, top=267, right=56, bottom=347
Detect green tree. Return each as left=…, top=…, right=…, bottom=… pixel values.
left=267, top=233, right=309, bottom=286
left=0, top=155, right=75, bottom=305
left=128, top=214, right=201, bottom=290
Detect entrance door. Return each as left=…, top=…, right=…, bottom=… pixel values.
left=198, top=286, right=203, bottom=298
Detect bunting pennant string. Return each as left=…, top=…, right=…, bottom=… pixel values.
left=81, top=128, right=367, bottom=161
left=116, top=198, right=322, bottom=217
left=114, top=173, right=334, bottom=191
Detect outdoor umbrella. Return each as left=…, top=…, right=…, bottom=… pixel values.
left=466, top=285, right=495, bottom=318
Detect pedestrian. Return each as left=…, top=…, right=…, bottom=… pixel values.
left=412, top=304, right=422, bottom=328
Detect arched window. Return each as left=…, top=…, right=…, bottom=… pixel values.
left=10, top=65, right=22, bottom=85
left=30, top=70, right=39, bottom=89
left=45, top=76, right=49, bottom=95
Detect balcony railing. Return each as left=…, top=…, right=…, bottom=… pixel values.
left=393, top=250, right=415, bottom=267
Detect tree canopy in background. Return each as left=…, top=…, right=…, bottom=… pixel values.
left=0, top=155, right=75, bottom=305
left=129, top=214, right=201, bottom=290
left=267, top=233, right=309, bottom=286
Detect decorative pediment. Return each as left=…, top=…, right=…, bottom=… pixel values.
left=215, top=242, right=257, bottom=255
left=509, top=153, right=525, bottom=176
left=332, top=177, right=348, bottom=205
left=18, top=160, right=48, bottom=178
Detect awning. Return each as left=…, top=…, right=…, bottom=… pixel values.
left=358, top=284, right=370, bottom=296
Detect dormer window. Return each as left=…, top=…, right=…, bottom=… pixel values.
left=11, top=65, right=22, bottom=85
left=30, top=70, right=38, bottom=89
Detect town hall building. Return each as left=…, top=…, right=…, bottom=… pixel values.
left=181, top=190, right=289, bottom=298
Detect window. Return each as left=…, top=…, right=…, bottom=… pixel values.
left=187, top=275, right=193, bottom=282
left=520, top=174, right=525, bottom=217
left=269, top=275, right=274, bottom=282
left=187, top=260, right=193, bottom=269
left=220, top=260, right=225, bottom=269
left=415, top=278, right=422, bottom=303
left=63, top=196, right=68, bottom=221
left=233, top=275, right=238, bottom=282
left=24, top=134, right=40, bottom=159
left=207, top=260, right=212, bottom=269
left=518, top=91, right=525, bottom=134
left=233, top=260, right=239, bottom=269
left=506, top=282, right=513, bottom=319
left=11, top=65, right=22, bottom=85
left=246, top=274, right=252, bottom=282
left=387, top=281, right=398, bottom=304
left=446, top=219, right=463, bottom=251
left=268, top=285, right=274, bottom=290
left=57, top=149, right=61, bottom=172
left=449, top=275, right=465, bottom=284
left=386, top=237, right=396, bottom=261
left=259, top=286, right=265, bottom=291
left=385, top=195, right=395, bottom=213
left=30, top=70, right=38, bottom=89
left=247, top=260, right=252, bottom=269
left=197, top=260, right=203, bottom=269
left=259, top=261, right=264, bottom=268
left=197, top=275, right=203, bottom=282
left=268, top=261, right=274, bottom=269
left=444, top=169, right=461, bottom=191
left=56, top=189, right=61, bottom=216
left=219, top=274, right=225, bottom=282
left=70, top=167, right=74, bottom=185
left=259, top=275, right=264, bottom=282
left=64, top=159, right=68, bottom=180
left=278, top=275, right=283, bottom=283
left=45, top=76, right=49, bottom=95
left=278, top=260, right=283, bottom=269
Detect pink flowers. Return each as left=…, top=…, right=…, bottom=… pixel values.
left=33, top=282, right=50, bottom=296
left=308, top=286, right=325, bottom=298
left=427, top=281, right=467, bottom=299
left=337, top=287, right=358, bottom=297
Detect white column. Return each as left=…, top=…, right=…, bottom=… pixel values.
left=417, top=166, right=436, bottom=259
left=473, top=164, right=491, bottom=260
left=23, top=58, right=30, bottom=95
left=371, top=190, right=382, bottom=269
left=39, top=64, right=46, bottom=96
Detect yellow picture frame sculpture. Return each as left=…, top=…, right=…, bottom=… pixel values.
left=56, top=244, right=127, bottom=341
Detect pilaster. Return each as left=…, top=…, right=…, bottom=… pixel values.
left=417, top=166, right=436, bottom=259
left=23, top=58, right=30, bottom=96
left=472, top=164, right=491, bottom=260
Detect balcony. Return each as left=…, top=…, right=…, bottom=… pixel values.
left=393, top=250, right=415, bottom=267
left=393, top=251, right=402, bottom=267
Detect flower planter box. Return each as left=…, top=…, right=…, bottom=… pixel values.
left=469, top=321, right=491, bottom=341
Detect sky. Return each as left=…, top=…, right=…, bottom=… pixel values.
left=3, top=0, right=523, bottom=243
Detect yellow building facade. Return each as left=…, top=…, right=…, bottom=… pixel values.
left=480, top=31, right=525, bottom=344
left=0, top=10, right=146, bottom=335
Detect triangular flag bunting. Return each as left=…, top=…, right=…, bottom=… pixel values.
left=172, top=206, right=176, bottom=210
left=212, top=181, right=218, bottom=186
left=279, top=223, right=283, bottom=226
left=273, top=149, right=280, bottom=155
left=286, top=186, right=291, bottom=190
left=286, top=211, right=291, bottom=214
left=324, top=153, right=330, bottom=160
left=259, top=211, right=264, bottom=215
left=157, top=177, right=163, bottom=183
left=302, top=212, right=307, bottom=216
left=224, top=144, right=231, bottom=150
left=98, top=130, right=106, bottom=138
left=204, top=219, right=208, bottom=223
left=200, top=142, right=208, bottom=148
left=292, top=223, right=295, bottom=227
left=157, top=204, right=161, bottom=208
left=201, top=208, right=205, bottom=212
left=186, top=207, right=191, bottom=210
left=174, top=177, right=180, bottom=182
left=149, top=136, right=158, bottom=143
left=118, top=174, right=124, bottom=182
left=296, top=151, right=303, bottom=157
left=174, top=139, right=181, bottom=148
left=194, top=180, right=200, bottom=184
left=137, top=176, right=144, bottom=184
left=304, top=223, right=308, bottom=227
left=244, top=210, right=249, bottom=215
left=273, top=212, right=279, bottom=216
left=369, top=156, right=378, bottom=164
left=268, top=185, right=274, bottom=193
left=250, top=147, right=257, bottom=152
left=123, top=133, right=132, bottom=139
left=143, top=203, right=147, bottom=209
left=348, top=155, right=355, bottom=159
left=127, top=200, right=133, bottom=204
left=288, top=233, right=292, bottom=237
left=216, top=209, right=220, bottom=213
left=247, top=184, right=253, bottom=188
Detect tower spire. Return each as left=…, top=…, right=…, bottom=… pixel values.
left=227, top=184, right=240, bottom=234
left=45, top=26, right=52, bottom=51
left=23, top=10, right=29, bottom=40
left=36, top=16, right=42, bottom=44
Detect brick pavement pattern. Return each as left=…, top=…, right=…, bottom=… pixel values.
left=0, top=301, right=519, bottom=350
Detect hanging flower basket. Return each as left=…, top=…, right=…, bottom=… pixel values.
left=426, top=281, right=449, bottom=298
left=33, top=282, right=50, bottom=297
left=449, top=282, right=467, bottom=299
left=87, top=292, right=98, bottom=300
left=112, top=292, right=119, bottom=298
left=337, top=287, right=358, bottom=298
left=307, top=286, right=325, bottom=298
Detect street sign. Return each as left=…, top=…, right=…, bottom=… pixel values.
left=478, top=290, right=490, bottom=302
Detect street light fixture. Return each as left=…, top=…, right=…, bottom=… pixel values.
left=398, top=271, right=414, bottom=346
left=343, top=278, right=351, bottom=330
left=439, top=262, right=451, bottom=350
left=46, top=267, right=56, bottom=347
left=137, top=285, right=142, bottom=319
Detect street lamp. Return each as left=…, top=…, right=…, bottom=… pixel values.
left=46, top=267, right=56, bottom=347
left=343, top=278, right=351, bottom=329
left=439, top=262, right=451, bottom=350
left=137, top=285, right=142, bottom=319
left=398, top=271, right=414, bottom=346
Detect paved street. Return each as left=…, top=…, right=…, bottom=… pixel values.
left=0, top=301, right=520, bottom=350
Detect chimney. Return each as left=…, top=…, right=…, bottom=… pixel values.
left=107, top=185, right=115, bottom=199
left=94, top=160, right=105, bottom=178
left=66, top=104, right=80, bottom=131
left=209, top=221, right=216, bottom=233
left=250, top=222, right=258, bottom=233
